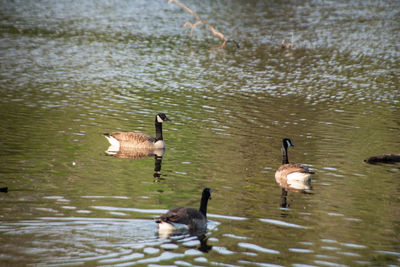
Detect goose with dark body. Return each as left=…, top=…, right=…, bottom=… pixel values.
left=275, top=138, right=313, bottom=191
left=156, top=188, right=212, bottom=235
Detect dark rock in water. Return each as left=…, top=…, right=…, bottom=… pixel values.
left=0, top=187, right=8, bottom=193
left=364, top=154, right=400, bottom=164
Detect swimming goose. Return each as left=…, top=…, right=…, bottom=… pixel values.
left=156, top=188, right=212, bottom=235
left=103, top=113, right=170, bottom=151
left=274, top=138, right=313, bottom=191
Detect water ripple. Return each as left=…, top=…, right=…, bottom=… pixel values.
left=238, top=242, right=280, bottom=255
left=259, top=218, right=308, bottom=229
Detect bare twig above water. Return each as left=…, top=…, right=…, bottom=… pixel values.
left=168, top=0, right=239, bottom=48
left=183, top=21, right=202, bottom=37
left=281, top=33, right=294, bottom=49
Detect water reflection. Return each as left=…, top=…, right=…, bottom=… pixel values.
left=280, top=188, right=289, bottom=208
left=105, top=146, right=166, bottom=181
left=158, top=233, right=213, bottom=253
left=197, top=235, right=213, bottom=253
left=153, top=155, right=164, bottom=182
left=276, top=178, right=312, bottom=193
left=105, top=145, right=165, bottom=159
left=279, top=188, right=313, bottom=209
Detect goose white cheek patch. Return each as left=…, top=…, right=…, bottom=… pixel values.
left=157, top=115, right=164, bottom=123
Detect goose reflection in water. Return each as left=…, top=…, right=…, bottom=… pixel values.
left=157, top=233, right=213, bottom=253
left=104, top=145, right=166, bottom=182
left=279, top=185, right=313, bottom=209
left=277, top=172, right=313, bottom=208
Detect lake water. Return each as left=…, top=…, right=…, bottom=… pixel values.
left=0, top=0, right=399, bottom=266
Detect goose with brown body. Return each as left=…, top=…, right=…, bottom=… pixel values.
left=103, top=113, right=170, bottom=152
left=275, top=138, right=313, bottom=191
left=156, top=188, right=212, bottom=236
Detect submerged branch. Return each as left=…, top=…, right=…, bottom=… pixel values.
left=168, top=0, right=239, bottom=48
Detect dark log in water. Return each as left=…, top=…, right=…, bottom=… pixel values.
left=364, top=154, right=400, bottom=164
left=0, top=187, right=8, bottom=193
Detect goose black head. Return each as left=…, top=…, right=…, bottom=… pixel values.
left=156, top=113, right=171, bottom=123
left=202, top=188, right=212, bottom=200
left=282, top=138, right=294, bottom=148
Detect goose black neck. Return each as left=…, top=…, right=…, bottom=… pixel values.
left=155, top=118, right=163, bottom=141
left=282, top=144, right=289, bottom=165
left=199, top=194, right=209, bottom=218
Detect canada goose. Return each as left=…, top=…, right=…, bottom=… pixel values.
left=156, top=188, right=212, bottom=236
left=364, top=154, right=400, bottom=164
left=274, top=138, right=313, bottom=191
left=103, top=113, right=170, bottom=151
